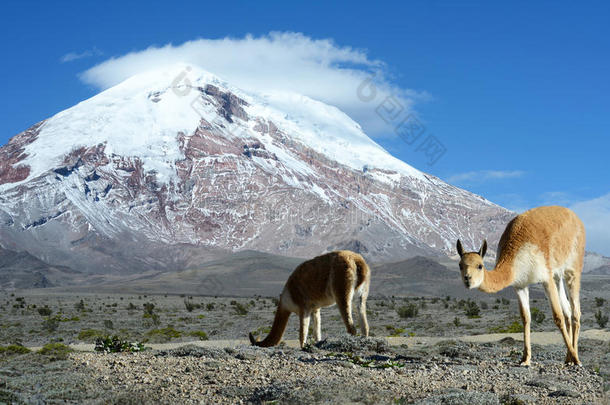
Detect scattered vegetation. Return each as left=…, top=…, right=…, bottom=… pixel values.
left=231, top=301, right=249, bottom=316
left=38, top=342, right=73, bottom=360
left=396, top=304, right=418, bottom=319
left=187, top=331, right=209, bottom=341
left=77, top=329, right=106, bottom=342
left=464, top=300, right=480, bottom=318
left=531, top=307, right=545, bottom=324
left=0, top=344, right=31, bottom=355
left=595, top=310, right=608, bottom=328
left=489, top=320, right=523, bottom=334
left=385, top=325, right=406, bottom=337
left=453, top=317, right=461, bottom=327
left=37, top=306, right=52, bottom=317
left=94, top=336, right=145, bottom=353
left=146, top=326, right=182, bottom=342
left=595, top=297, right=606, bottom=307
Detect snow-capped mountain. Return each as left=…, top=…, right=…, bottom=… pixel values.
left=0, top=64, right=513, bottom=274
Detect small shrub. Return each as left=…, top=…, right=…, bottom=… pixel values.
left=38, top=343, right=72, bottom=360
left=143, top=302, right=155, bottom=316
left=127, top=302, right=138, bottom=311
left=184, top=299, right=201, bottom=312
left=385, top=325, right=405, bottom=337
left=480, top=301, right=488, bottom=310
left=396, top=304, right=418, bottom=319
left=77, top=329, right=106, bottom=342
left=146, top=327, right=182, bottom=341
left=188, top=331, right=208, bottom=341
left=94, top=336, right=145, bottom=353
left=489, top=320, right=523, bottom=333
left=453, top=317, right=461, bottom=327
left=501, top=298, right=510, bottom=306
left=42, top=316, right=60, bottom=333
left=37, top=306, right=52, bottom=317
left=206, top=303, right=215, bottom=311
left=232, top=302, right=249, bottom=316
left=464, top=300, right=480, bottom=318
left=74, top=299, right=85, bottom=311
left=595, top=297, right=606, bottom=307
left=531, top=307, right=545, bottom=324
left=0, top=344, right=31, bottom=355
left=595, top=310, right=608, bottom=328
left=104, top=319, right=114, bottom=329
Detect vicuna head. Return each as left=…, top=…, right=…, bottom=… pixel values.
left=456, top=239, right=487, bottom=289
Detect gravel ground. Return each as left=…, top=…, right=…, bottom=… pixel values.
left=1, top=336, right=608, bottom=404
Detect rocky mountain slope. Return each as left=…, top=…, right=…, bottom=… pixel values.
left=0, top=64, right=513, bottom=275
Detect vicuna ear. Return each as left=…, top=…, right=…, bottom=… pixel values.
left=479, top=240, right=488, bottom=258
left=456, top=240, right=464, bottom=257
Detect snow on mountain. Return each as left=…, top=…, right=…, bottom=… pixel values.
left=0, top=64, right=514, bottom=275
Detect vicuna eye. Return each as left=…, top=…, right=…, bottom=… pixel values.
left=478, top=265, right=483, bottom=270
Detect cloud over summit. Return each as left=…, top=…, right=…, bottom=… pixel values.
left=79, top=32, right=422, bottom=137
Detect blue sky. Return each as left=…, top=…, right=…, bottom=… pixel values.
left=1, top=1, right=609, bottom=254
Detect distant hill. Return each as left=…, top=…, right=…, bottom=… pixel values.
left=0, top=247, right=80, bottom=289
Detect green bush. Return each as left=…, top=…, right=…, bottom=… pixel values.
left=531, top=307, right=545, bottom=324
left=146, top=326, right=182, bottom=341
left=595, top=297, right=606, bottom=307
left=396, top=304, right=418, bottom=319
left=77, top=329, right=106, bottom=342
left=595, top=310, right=608, bottom=328
left=188, top=331, right=209, bottom=341
left=453, top=317, right=461, bottom=327
left=94, top=336, right=145, bottom=353
left=38, top=343, right=73, bottom=360
left=143, top=302, right=155, bottom=316
left=489, top=320, right=524, bottom=333
left=74, top=299, right=86, bottom=311
left=37, top=306, right=52, bottom=317
left=232, top=302, right=249, bottom=316
left=42, top=316, right=60, bottom=333
left=0, top=344, right=31, bottom=355
left=464, top=300, right=480, bottom=318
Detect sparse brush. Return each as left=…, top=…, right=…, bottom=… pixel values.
left=396, top=304, right=418, bottom=319
left=453, top=317, right=461, bottom=327
left=595, top=297, right=606, bottom=307
left=232, top=302, right=249, bottom=316
left=143, top=302, right=155, bottom=316
left=74, top=299, right=85, bottom=311
left=95, top=335, right=145, bottom=353
left=595, top=310, right=608, bottom=328
left=38, top=342, right=73, bottom=360
left=37, top=306, right=52, bottom=317
left=464, top=300, right=480, bottom=318
left=531, top=307, right=545, bottom=324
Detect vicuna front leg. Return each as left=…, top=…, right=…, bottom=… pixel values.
left=313, top=308, right=322, bottom=342
left=544, top=280, right=580, bottom=365
left=299, top=310, right=311, bottom=348
left=516, top=287, right=531, bottom=366
left=565, top=272, right=582, bottom=364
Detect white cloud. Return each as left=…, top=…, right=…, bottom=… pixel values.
left=79, top=32, right=425, bottom=137
left=570, top=193, right=610, bottom=256
left=61, top=47, right=103, bottom=63
left=446, top=170, right=525, bottom=185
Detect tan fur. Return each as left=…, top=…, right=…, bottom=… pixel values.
left=249, top=250, right=370, bottom=348
left=457, top=206, right=585, bottom=366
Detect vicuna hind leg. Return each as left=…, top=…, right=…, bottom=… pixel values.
left=336, top=287, right=357, bottom=335
left=557, top=276, right=574, bottom=361
left=544, top=280, right=580, bottom=365
left=358, top=285, right=369, bottom=337
left=565, top=271, right=582, bottom=364
left=516, top=287, right=531, bottom=366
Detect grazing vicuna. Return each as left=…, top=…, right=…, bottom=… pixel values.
left=249, top=250, right=370, bottom=348
left=456, top=206, right=585, bottom=365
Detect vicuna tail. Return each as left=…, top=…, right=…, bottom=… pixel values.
left=249, top=302, right=291, bottom=347
left=354, top=256, right=370, bottom=293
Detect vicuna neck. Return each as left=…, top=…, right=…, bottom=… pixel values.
left=478, top=261, right=514, bottom=293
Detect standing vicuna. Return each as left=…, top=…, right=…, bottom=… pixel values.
left=456, top=206, right=585, bottom=366
left=249, top=250, right=370, bottom=348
